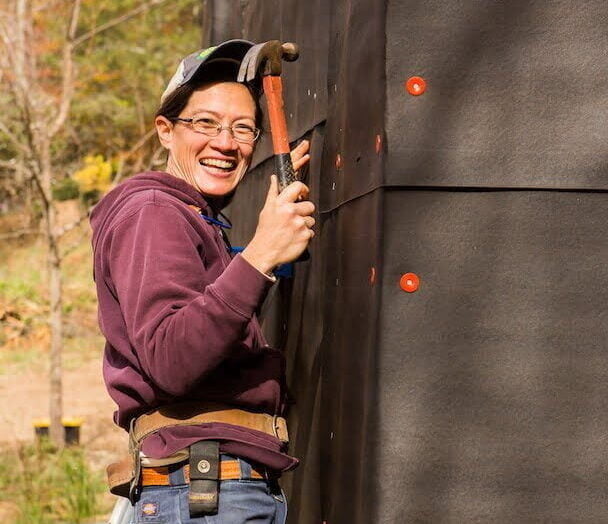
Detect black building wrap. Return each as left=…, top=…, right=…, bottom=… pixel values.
left=219, top=1, right=608, bottom=522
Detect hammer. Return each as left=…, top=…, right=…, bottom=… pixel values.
left=237, top=40, right=300, bottom=191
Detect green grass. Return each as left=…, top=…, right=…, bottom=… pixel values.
left=0, top=279, right=41, bottom=303
left=0, top=441, right=106, bottom=523
left=0, top=239, right=45, bottom=302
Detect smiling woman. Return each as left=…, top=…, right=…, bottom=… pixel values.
left=155, top=81, right=257, bottom=198
left=89, top=40, right=315, bottom=523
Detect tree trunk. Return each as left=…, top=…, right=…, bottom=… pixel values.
left=48, top=215, right=64, bottom=447
left=40, top=138, right=64, bottom=448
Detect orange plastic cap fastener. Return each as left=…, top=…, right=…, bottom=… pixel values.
left=400, top=273, right=420, bottom=292
left=405, top=76, right=426, bottom=96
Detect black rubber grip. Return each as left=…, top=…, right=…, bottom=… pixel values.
left=275, top=153, right=298, bottom=190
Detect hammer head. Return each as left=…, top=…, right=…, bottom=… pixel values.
left=237, top=40, right=299, bottom=82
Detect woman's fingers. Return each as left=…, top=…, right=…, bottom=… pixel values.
left=293, top=201, right=315, bottom=217
left=303, top=216, right=316, bottom=229
left=290, top=140, right=310, bottom=162
left=290, top=140, right=311, bottom=173
left=265, top=175, right=279, bottom=204
left=292, top=153, right=310, bottom=172
left=278, top=181, right=310, bottom=203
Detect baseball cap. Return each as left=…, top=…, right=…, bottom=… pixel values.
left=160, top=39, right=254, bottom=103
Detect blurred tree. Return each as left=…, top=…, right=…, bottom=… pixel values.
left=0, top=0, right=201, bottom=446
left=72, top=154, right=112, bottom=201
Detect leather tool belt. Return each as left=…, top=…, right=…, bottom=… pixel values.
left=106, top=402, right=289, bottom=501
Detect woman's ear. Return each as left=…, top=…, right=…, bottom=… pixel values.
left=155, top=116, right=173, bottom=149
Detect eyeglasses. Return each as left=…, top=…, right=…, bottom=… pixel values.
left=173, top=117, right=260, bottom=144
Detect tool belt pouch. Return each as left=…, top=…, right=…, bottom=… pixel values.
left=106, top=455, right=135, bottom=499
left=107, top=417, right=141, bottom=501
left=188, top=440, right=220, bottom=517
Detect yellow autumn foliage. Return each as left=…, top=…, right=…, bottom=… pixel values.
left=72, top=155, right=112, bottom=194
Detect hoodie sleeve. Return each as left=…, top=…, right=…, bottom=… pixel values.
left=104, top=200, right=274, bottom=397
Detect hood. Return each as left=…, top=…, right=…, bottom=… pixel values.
left=90, top=171, right=215, bottom=253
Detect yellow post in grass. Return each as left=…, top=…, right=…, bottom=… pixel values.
left=33, top=417, right=83, bottom=445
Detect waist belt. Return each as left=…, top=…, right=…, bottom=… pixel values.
left=106, top=402, right=289, bottom=500
left=141, top=458, right=273, bottom=487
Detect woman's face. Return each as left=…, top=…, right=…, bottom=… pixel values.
left=156, top=82, right=257, bottom=197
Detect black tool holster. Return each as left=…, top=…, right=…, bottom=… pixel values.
left=188, top=440, right=220, bottom=517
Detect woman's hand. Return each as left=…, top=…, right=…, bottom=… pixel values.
left=290, top=139, right=310, bottom=176
left=242, top=172, right=315, bottom=274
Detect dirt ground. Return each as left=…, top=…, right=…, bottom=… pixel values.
left=0, top=355, right=127, bottom=484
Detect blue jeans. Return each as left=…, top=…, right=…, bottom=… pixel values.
left=131, top=456, right=287, bottom=524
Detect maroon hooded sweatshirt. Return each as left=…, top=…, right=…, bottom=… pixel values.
left=90, top=171, right=297, bottom=471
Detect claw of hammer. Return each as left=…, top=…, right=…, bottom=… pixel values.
left=237, top=41, right=299, bottom=82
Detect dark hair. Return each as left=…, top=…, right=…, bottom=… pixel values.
left=156, top=61, right=263, bottom=130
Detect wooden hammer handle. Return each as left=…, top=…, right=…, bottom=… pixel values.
left=263, top=75, right=290, bottom=155
left=263, top=76, right=298, bottom=190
